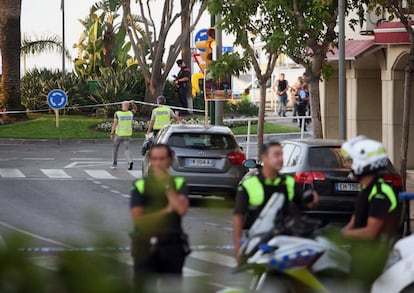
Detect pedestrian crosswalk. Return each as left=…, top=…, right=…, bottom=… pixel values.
left=0, top=168, right=142, bottom=180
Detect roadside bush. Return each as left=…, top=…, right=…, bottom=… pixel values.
left=21, top=69, right=90, bottom=113
left=95, top=119, right=148, bottom=132
left=224, top=100, right=259, bottom=117
left=90, top=66, right=145, bottom=117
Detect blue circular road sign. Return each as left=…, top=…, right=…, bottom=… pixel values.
left=47, top=89, right=68, bottom=110
left=195, top=28, right=208, bottom=52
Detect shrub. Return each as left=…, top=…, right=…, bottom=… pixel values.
left=90, top=66, right=145, bottom=117
left=95, top=119, right=149, bottom=132
left=224, top=100, right=259, bottom=117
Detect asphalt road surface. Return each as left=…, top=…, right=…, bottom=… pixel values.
left=0, top=139, right=256, bottom=291
left=2, top=133, right=400, bottom=293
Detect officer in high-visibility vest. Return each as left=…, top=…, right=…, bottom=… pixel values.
left=130, top=143, right=190, bottom=289
left=110, top=100, right=137, bottom=170
left=233, top=141, right=319, bottom=263
left=341, top=136, right=400, bottom=240
left=340, top=137, right=402, bottom=282
left=147, top=96, right=180, bottom=137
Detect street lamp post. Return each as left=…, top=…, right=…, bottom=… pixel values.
left=61, top=0, right=65, bottom=78
left=338, top=0, right=346, bottom=139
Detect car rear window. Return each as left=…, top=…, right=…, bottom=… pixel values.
left=309, top=147, right=352, bottom=169
left=167, top=133, right=238, bottom=150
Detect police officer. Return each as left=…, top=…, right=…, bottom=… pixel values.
left=147, top=96, right=180, bottom=137
left=174, top=60, right=191, bottom=115
left=341, top=136, right=400, bottom=240
left=130, top=144, right=190, bottom=288
left=233, top=141, right=318, bottom=263
left=110, top=100, right=137, bottom=170
left=340, top=136, right=401, bottom=283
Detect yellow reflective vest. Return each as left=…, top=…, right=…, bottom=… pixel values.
left=152, top=106, right=173, bottom=130
left=115, top=111, right=134, bottom=136
left=241, top=174, right=296, bottom=206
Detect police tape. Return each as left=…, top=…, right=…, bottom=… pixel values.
left=17, top=244, right=234, bottom=253
left=0, top=99, right=205, bottom=115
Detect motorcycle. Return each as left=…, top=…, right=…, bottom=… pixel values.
left=225, top=191, right=414, bottom=293
left=235, top=192, right=351, bottom=292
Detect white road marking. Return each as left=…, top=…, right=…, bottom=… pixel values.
left=190, top=251, right=237, bottom=268
left=64, top=161, right=111, bottom=168
left=0, top=168, right=25, bottom=178
left=128, top=170, right=142, bottom=178
left=85, top=170, right=117, bottom=179
left=30, top=255, right=58, bottom=271
left=0, top=220, right=73, bottom=248
left=23, top=158, right=55, bottom=161
left=40, top=169, right=71, bottom=179
left=70, top=158, right=103, bottom=160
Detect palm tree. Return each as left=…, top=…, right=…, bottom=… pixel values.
left=0, top=0, right=24, bottom=116
left=21, top=34, right=71, bottom=74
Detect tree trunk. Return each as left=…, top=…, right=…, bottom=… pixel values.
left=257, top=81, right=267, bottom=158
left=308, top=73, right=324, bottom=139
left=0, top=0, right=25, bottom=119
left=181, top=0, right=192, bottom=111
left=399, top=38, right=414, bottom=190
left=142, top=79, right=165, bottom=116
left=103, top=24, right=115, bottom=68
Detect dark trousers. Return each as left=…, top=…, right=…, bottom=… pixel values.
left=178, top=86, right=189, bottom=114
left=133, top=243, right=187, bottom=291
left=297, top=102, right=308, bottom=131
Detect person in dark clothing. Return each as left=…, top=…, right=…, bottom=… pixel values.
left=340, top=136, right=400, bottom=283
left=174, top=60, right=191, bottom=115
left=297, top=82, right=309, bottom=131
left=274, top=73, right=289, bottom=117
left=130, top=144, right=190, bottom=289
left=341, top=136, right=399, bottom=241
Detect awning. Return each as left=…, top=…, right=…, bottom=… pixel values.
left=327, top=39, right=376, bottom=61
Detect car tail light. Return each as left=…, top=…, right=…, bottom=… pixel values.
left=382, top=174, right=403, bottom=187
left=227, top=151, right=246, bottom=165
left=295, top=172, right=325, bottom=184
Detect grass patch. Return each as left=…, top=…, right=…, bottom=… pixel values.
left=230, top=122, right=300, bottom=135
left=0, top=114, right=145, bottom=139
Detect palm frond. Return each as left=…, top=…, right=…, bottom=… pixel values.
left=21, top=35, right=71, bottom=60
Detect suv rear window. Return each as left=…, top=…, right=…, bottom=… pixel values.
left=309, top=147, right=352, bottom=169
left=167, top=133, right=237, bottom=150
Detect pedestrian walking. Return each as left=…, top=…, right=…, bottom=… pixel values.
left=147, top=96, right=180, bottom=138
left=110, top=100, right=137, bottom=170
left=130, top=143, right=190, bottom=289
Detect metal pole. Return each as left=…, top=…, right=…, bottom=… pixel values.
left=246, top=120, right=251, bottom=158
left=61, top=0, right=66, bottom=78
left=338, top=0, right=346, bottom=139
left=215, top=14, right=224, bottom=126
left=210, top=14, right=215, bottom=125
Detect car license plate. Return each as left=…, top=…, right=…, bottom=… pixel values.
left=186, top=158, right=214, bottom=167
left=335, top=182, right=360, bottom=192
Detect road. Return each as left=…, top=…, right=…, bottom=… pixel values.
left=0, top=139, right=254, bottom=291
left=2, top=134, right=411, bottom=292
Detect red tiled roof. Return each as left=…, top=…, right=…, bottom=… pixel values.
left=327, top=39, right=376, bottom=61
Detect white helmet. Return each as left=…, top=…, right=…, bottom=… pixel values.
left=341, top=136, right=388, bottom=176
